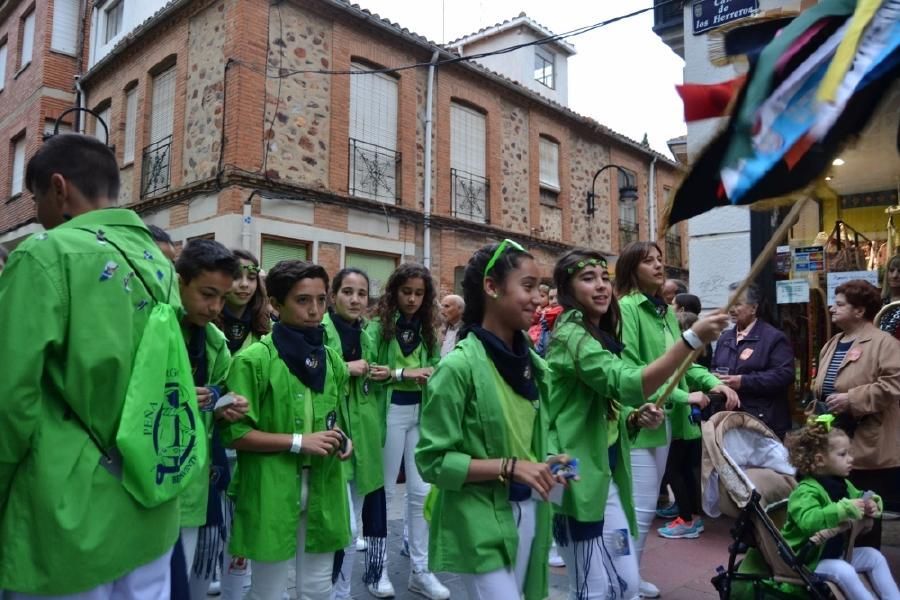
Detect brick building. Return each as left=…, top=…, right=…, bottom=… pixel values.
left=1, top=0, right=687, bottom=294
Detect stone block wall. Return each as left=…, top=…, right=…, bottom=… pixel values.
left=499, top=99, right=530, bottom=234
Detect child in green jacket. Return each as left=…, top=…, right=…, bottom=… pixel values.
left=546, top=248, right=727, bottom=600
left=174, top=239, right=251, bottom=600
left=416, top=240, right=574, bottom=600
left=324, top=267, right=388, bottom=599
left=223, top=260, right=352, bottom=600
left=782, top=416, right=898, bottom=600
left=0, top=134, right=181, bottom=596
left=366, top=264, right=448, bottom=600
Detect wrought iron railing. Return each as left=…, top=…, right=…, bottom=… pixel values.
left=451, top=168, right=490, bottom=223
left=141, top=135, right=172, bottom=198
left=666, top=233, right=683, bottom=266
left=349, top=138, right=400, bottom=203
left=619, top=221, right=639, bottom=248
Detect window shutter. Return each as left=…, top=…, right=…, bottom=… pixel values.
left=344, top=250, right=397, bottom=297
left=349, top=63, right=398, bottom=151
left=11, top=137, right=26, bottom=196
left=44, top=119, right=73, bottom=136
left=150, top=67, right=176, bottom=144
left=539, top=138, right=560, bottom=190
left=94, top=106, right=111, bottom=143
left=21, top=11, right=36, bottom=66
left=261, top=239, right=308, bottom=272
left=124, top=88, right=138, bottom=162
left=450, top=103, right=486, bottom=177
left=51, top=0, right=79, bottom=54
left=0, top=43, right=7, bottom=90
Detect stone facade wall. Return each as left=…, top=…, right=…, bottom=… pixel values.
left=539, top=204, right=563, bottom=242
left=262, top=2, right=331, bottom=187
left=499, top=99, right=530, bottom=234
left=569, top=136, right=613, bottom=251
left=183, top=0, right=227, bottom=184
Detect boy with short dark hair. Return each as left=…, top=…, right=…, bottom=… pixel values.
left=148, top=224, right=178, bottom=262
left=0, top=134, right=180, bottom=597
left=172, top=239, right=249, bottom=598
left=223, top=259, right=353, bottom=600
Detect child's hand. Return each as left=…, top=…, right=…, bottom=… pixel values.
left=863, top=499, right=879, bottom=517
left=301, top=431, right=344, bottom=456
left=368, top=365, right=391, bottom=382
left=347, top=359, right=369, bottom=377
left=215, top=395, right=249, bottom=422
left=633, top=404, right=665, bottom=430
left=546, top=454, right=578, bottom=486
left=851, top=498, right=868, bottom=516
left=196, top=387, right=214, bottom=409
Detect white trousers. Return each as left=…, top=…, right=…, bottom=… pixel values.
left=558, top=482, right=640, bottom=600
left=5, top=548, right=172, bottom=600
left=815, top=547, right=900, bottom=600
left=382, top=403, right=430, bottom=572
left=630, top=419, right=672, bottom=565
left=246, top=471, right=334, bottom=600
left=332, top=482, right=364, bottom=599
left=461, top=500, right=536, bottom=599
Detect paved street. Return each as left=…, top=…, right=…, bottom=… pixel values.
left=261, top=485, right=900, bottom=599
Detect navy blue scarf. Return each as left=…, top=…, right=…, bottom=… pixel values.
left=395, top=314, right=422, bottom=356
left=272, top=322, right=327, bottom=393
left=470, top=326, right=538, bottom=401
left=814, top=475, right=850, bottom=559
left=645, top=293, right=669, bottom=318
left=330, top=308, right=363, bottom=362
left=222, top=305, right=253, bottom=354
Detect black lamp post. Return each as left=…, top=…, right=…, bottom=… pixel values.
left=44, top=106, right=113, bottom=150
left=586, top=164, right=639, bottom=216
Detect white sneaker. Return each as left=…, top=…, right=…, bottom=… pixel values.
left=367, top=572, right=396, bottom=598
left=548, top=546, right=565, bottom=567
left=356, top=536, right=368, bottom=552
left=639, top=579, right=661, bottom=598
left=207, top=579, right=222, bottom=596
left=408, top=570, right=450, bottom=600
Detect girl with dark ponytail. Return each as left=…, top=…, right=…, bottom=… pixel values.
left=415, top=240, right=574, bottom=600
left=545, top=248, right=730, bottom=599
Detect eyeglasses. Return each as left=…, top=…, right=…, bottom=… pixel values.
left=566, top=257, right=608, bottom=274
left=484, top=238, right=526, bottom=287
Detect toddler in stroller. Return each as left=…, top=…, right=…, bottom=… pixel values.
left=701, top=411, right=898, bottom=599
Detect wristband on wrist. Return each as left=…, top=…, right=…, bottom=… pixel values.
left=682, top=328, right=702, bottom=350
left=290, top=433, right=303, bottom=454
left=394, top=368, right=404, bottom=382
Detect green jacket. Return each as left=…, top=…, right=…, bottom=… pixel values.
left=545, top=310, right=641, bottom=531
left=781, top=477, right=876, bottom=570
left=179, top=323, right=231, bottom=527
left=416, top=335, right=551, bottom=600
left=0, top=209, right=182, bottom=595
left=323, top=312, right=384, bottom=496
left=618, top=292, right=720, bottom=446
left=222, top=335, right=351, bottom=560
left=365, top=316, right=440, bottom=426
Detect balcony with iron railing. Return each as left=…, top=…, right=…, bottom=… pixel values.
left=349, top=138, right=401, bottom=204
left=619, top=220, right=639, bottom=248
left=652, top=0, right=685, bottom=57
left=666, top=233, right=683, bottom=267
left=451, top=168, right=490, bottom=223
left=141, top=135, right=172, bottom=198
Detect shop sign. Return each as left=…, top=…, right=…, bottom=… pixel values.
left=794, top=246, right=825, bottom=273
left=777, top=279, right=810, bottom=304
left=692, top=0, right=760, bottom=35
left=826, top=270, right=879, bottom=305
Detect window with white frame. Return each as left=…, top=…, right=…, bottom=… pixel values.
left=124, top=86, right=138, bottom=163
left=618, top=167, right=639, bottom=247
left=94, top=105, right=111, bottom=143
left=143, top=66, right=176, bottom=197
left=44, top=119, right=72, bottom=137
left=450, top=102, right=488, bottom=222
left=104, top=0, right=124, bottom=45
left=0, top=42, right=7, bottom=91
left=20, top=10, right=35, bottom=69
left=349, top=62, right=399, bottom=203
left=51, top=0, right=79, bottom=55
left=534, top=47, right=554, bottom=89
left=539, top=136, right=560, bottom=204
left=11, top=136, right=26, bottom=197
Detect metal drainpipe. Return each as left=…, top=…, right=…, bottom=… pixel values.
left=649, top=155, right=658, bottom=240
left=243, top=191, right=259, bottom=251
left=423, top=50, right=440, bottom=270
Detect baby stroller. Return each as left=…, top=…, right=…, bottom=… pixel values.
left=701, top=411, right=873, bottom=599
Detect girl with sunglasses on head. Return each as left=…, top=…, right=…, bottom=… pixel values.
left=546, top=249, right=728, bottom=600
left=416, top=239, right=575, bottom=600
left=365, top=264, right=449, bottom=600
left=614, top=241, right=739, bottom=597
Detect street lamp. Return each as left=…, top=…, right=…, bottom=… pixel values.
left=586, top=164, right=639, bottom=216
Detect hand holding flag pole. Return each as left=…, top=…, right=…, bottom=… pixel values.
left=654, top=195, right=812, bottom=408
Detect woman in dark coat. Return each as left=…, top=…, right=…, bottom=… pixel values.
left=712, top=282, right=795, bottom=438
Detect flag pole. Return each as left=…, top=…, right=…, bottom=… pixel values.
left=655, top=195, right=812, bottom=408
